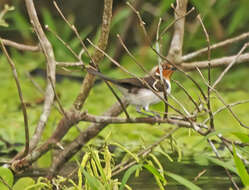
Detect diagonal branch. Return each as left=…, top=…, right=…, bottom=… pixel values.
left=73, top=0, right=113, bottom=110
left=1, top=41, right=29, bottom=158
left=13, top=0, right=57, bottom=160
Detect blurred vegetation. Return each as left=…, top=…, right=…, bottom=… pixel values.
left=0, top=0, right=249, bottom=189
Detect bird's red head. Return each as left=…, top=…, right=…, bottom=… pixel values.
left=155, top=63, right=176, bottom=80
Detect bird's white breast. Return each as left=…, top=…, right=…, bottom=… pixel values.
left=118, top=79, right=171, bottom=108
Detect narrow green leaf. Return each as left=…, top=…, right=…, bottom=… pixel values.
left=232, top=132, right=249, bottom=143
left=165, top=171, right=202, bottom=190
left=119, top=164, right=141, bottom=190
left=143, top=164, right=166, bottom=185
left=82, top=169, right=104, bottom=190
left=111, top=142, right=139, bottom=163
left=207, top=157, right=238, bottom=174
left=233, top=145, right=249, bottom=187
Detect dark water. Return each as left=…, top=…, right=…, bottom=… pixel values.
left=126, top=157, right=242, bottom=190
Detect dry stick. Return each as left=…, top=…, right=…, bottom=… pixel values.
left=195, top=66, right=249, bottom=129
left=212, top=42, right=249, bottom=90
left=203, top=99, right=249, bottom=124
left=159, top=7, right=195, bottom=41
left=25, top=72, right=44, bottom=94
left=56, top=61, right=84, bottom=67
left=0, top=38, right=40, bottom=52
left=77, top=113, right=207, bottom=127
left=117, top=34, right=149, bottom=74
left=112, top=0, right=144, bottom=62
left=197, top=14, right=214, bottom=131
left=1, top=42, right=29, bottom=158
left=48, top=77, right=67, bottom=117
left=104, top=81, right=130, bottom=119
left=126, top=1, right=150, bottom=45
left=112, top=127, right=179, bottom=176
left=53, top=1, right=92, bottom=67
left=181, top=52, right=249, bottom=70
left=16, top=0, right=57, bottom=158
left=182, top=31, right=249, bottom=61
left=53, top=0, right=113, bottom=110
left=45, top=25, right=83, bottom=63
left=208, top=139, right=240, bottom=190
left=172, top=79, right=200, bottom=112
left=156, top=18, right=169, bottom=119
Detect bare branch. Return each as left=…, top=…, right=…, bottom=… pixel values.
left=181, top=52, right=249, bottom=70
left=212, top=43, right=249, bottom=89
left=0, top=38, right=40, bottom=51
left=182, top=31, right=249, bottom=61
left=197, top=14, right=214, bottom=131
left=13, top=0, right=57, bottom=160
left=73, top=0, right=113, bottom=110
left=1, top=41, right=29, bottom=158
left=49, top=100, right=128, bottom=176
left=167, top=0, right=188, bottom=64
left=56, top=61, right=84, bottom=67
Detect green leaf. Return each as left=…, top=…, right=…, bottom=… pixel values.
left=143, top=164, right=167, bottom=185
left=165, top=171, right=202, bottom=190
left=120, top=164, right=142, bottom=190
left=0, top=167, right=14, bottom=190
left=232, top=132, right=249, bottom=143
left=13, top=177, right=35, bottom=190
left=111, top=142, right=139, bottom=163
left=233, top=145, right=249, bottom=187
left=82, top=169, right=104, bottom=190
left=207, top=157, right=238, bottom=174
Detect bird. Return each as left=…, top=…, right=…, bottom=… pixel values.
left=87, top=63, right=176, bottom=117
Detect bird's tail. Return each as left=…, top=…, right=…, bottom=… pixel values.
left=86, top=67, right=119, bottom=84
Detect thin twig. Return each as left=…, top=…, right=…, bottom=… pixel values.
left=208, top=139, right=240, bottom=190
left=1, top=41, right=29, bottom=158
left=195, top=65, right=249, bottom=129
left=172, top=79, right=200, bottom=112
left=181, top=52, right=249, bottom=70
left=112, top=127, right=179, bottom=176
left=116, top=34, right=149, bottom=74
left=159, top=7, right=195, bottom=41
left=0, top=38, right=40, bottom=51
left=212, top=42, right=249, bottom=89
left=203, top=99, right=249, bottom=124
left=48, top=77, right=67, bottom=118
left=182, top=31, right=249, bottom=61
left=45, top=25, right=82, bottom=62
left=104, top=81, right=130, bottom=119
left=126, top=1, right=150, bottom=45
left=56, top=61, right=84, bottom=67
left=197, top=14, right=214, bottom=131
